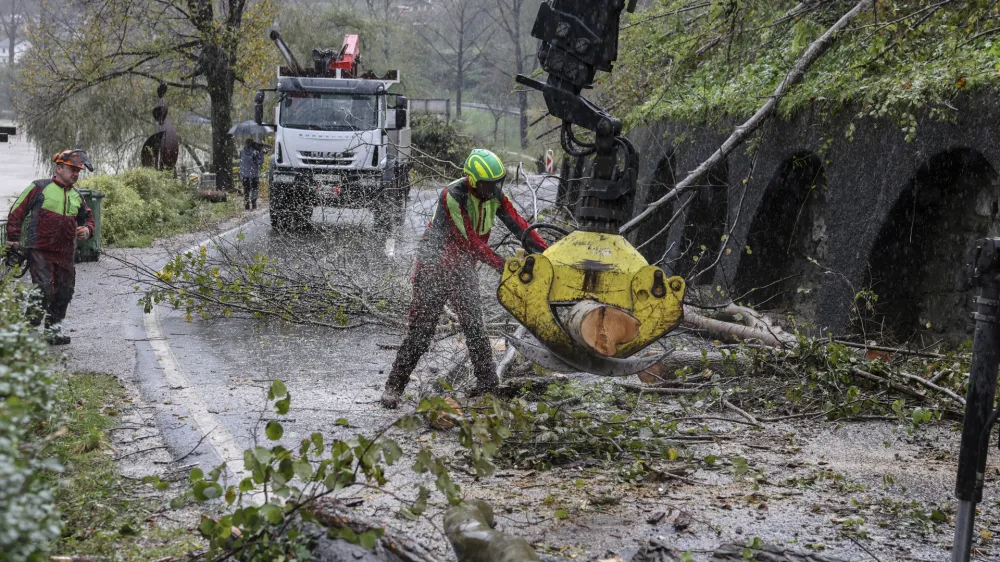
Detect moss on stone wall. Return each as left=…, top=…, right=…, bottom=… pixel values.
left=610, top=0, right=1000, bottom=140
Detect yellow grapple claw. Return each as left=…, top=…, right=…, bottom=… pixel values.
left=498, top=230, right=685, bottom=366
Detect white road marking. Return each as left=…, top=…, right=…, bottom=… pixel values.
left=143, top=306, right=248, bottom=480
left=141, top=218, right=262, bottom=481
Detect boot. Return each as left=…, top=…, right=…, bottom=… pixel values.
left=380, top=387, right=403, bottom=409
left=45, top=324, right=70, bottom=346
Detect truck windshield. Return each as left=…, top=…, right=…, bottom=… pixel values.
left=279, top=93, right=378, bottom=131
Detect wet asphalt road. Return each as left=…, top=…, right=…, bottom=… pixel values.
left=0, top=128, right=44, bottom=206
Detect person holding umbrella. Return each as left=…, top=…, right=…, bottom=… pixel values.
left=228, top=120, right=272, bottom=209
left=239, top=138, right=264, bottom=210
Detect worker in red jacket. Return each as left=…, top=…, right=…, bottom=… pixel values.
left=381, top=149, right=548, bottom=408
left=6, top=149, right=95, bottom=345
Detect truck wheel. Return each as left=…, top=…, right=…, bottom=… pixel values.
left=270, top=184, right=292, bottom=231
left=270, top=184, right=311, bottom=232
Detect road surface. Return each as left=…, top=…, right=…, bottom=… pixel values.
left=0, top=124, right=43, bottom=206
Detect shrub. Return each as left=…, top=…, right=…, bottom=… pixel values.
left=77, top=168, right=239, bottom=247
left=0, top=277, right=63, bottom=561
left=410, top=113, right=475, bottom=178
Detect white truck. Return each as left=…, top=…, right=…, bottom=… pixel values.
left=255, top=31, right=411, bottom=232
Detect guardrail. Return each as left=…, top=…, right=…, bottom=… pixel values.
left=409, top=98, right=451, bottom=121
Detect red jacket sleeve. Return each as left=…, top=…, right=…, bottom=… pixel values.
left=79, top=198, right=95, bottom=237
left=6, top=185, right=37, bottom=242
left=497, top=195, right=548, bottom=254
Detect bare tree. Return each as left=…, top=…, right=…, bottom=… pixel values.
left=415, top=0, right=492, bottom=120
left=0, top=0, right=33, bottom=66
left=489, top=0, right=538, bottom=149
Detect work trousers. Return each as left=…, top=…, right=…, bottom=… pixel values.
left=241, top=176, right=259, bottom=206
left=26, top=250, right=76, bottom=326
left=385, top=263, right=499, bottom=393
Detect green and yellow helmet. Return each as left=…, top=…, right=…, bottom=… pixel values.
left=464, top=149, right=506, bottom=189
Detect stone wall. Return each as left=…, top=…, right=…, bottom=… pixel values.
left=621, top=94, right=1000, bottom=343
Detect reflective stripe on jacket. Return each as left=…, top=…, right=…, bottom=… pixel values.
left=417, top=177, right=547, bottom=271
left=6, top=178, right=95, bottom=257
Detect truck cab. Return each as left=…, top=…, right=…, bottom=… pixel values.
left=256, top=32, right=411, bottom=232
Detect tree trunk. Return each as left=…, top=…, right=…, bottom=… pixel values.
left=638, top=349, right=752, bottom=382
left=565, top=300, right=640, bottom=356
left=455, top=3, right=465, bottom=121
left=513, top=4, right=528, bottom=149
left=205, top=46, right=235, bottom=191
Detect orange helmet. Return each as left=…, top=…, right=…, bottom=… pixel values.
left=53, top=149, right=94, bottom=172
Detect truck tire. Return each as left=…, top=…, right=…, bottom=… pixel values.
left=270, top=183, right=311, bottom=232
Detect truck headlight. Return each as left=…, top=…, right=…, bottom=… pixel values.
left=272, top=174, right=295, bottom=184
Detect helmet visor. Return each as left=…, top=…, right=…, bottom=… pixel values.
left=56, top=149, right=94, bottom=172
left=474, top=175, right=505, bottom=196
left=73, top=150, right=95, bottom=172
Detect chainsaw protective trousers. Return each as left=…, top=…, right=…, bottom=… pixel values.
left=384, top=262, right=499, bottom=395
left=26, top=249, right=76, bottom=327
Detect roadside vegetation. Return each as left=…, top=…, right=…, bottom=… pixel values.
left=43, top=373, right=200, bottom=560
left=0, top=271, right=196, bottom=561
left=78, top=169, right=244, bottom=248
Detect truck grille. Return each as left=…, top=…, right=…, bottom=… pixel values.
left=299, top=150, right=355, bottom=166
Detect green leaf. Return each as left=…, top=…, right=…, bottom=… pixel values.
left=335, top=417, right=350, bottom=427
left=269, top=379, right=288, bottom=400
left=266, top=420, right=284, bottom=441
left=359, top=529, right=381, bottom=550
left=200, top=517, right=216, bottom=536
left=382, top=440, right=404, bottom=466
left=259, top=503, right=284, bottom=524
left=253, top=446, right=272, bottom=465
left=239, top=477, right=255, bottom=493
left=293, top=459, right=314, bottom=480
left=193, top=481, right=222, bottom=501
left=189, top=467, right=205, bottom=482
left=311, top=432, right=325, bottom=451
left=554, top=509, right=569, bottom=520
left=275, top=395, right=291, bottom=415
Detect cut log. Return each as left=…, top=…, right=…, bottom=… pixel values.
left=312, top=498, right=438, bottom=562
left=637, top=349, right=752, bottom=383
left=444, top=500, right=540, bottom=562
left=683, top=308, right=795, bottom=348
left=196, top=189, right=228, bottom=202
left=565, top=300, right=640, bottom=356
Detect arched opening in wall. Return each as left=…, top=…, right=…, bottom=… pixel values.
left=733, top=152, right=826, bottom=316
left=862, top=149, right=999, bottom=344
left=675, top=161, right=729, bottom=279
left=635, top=152, right=677, bottom=264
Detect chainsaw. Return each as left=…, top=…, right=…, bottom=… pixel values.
left=498, top=0, right=686, bottom=377
left=2, top=245, right=29, bottom=278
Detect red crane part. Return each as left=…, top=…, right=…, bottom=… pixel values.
left=330, top=34, right=359, bottom=76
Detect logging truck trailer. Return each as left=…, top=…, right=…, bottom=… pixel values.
left=255, top=31, right=411, bottom=232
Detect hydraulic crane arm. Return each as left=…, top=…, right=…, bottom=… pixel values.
left=498, top=0, right=686, bottom=376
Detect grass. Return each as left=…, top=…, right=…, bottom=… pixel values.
left=42, top=373, right=201, bottom=560
left=456, top=108, right=533, bottom=156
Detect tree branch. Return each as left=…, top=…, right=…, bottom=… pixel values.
left=620, top=0, right=874, bottom=235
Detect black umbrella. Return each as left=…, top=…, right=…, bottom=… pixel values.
left=228, top=120, right=273, bottom=135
